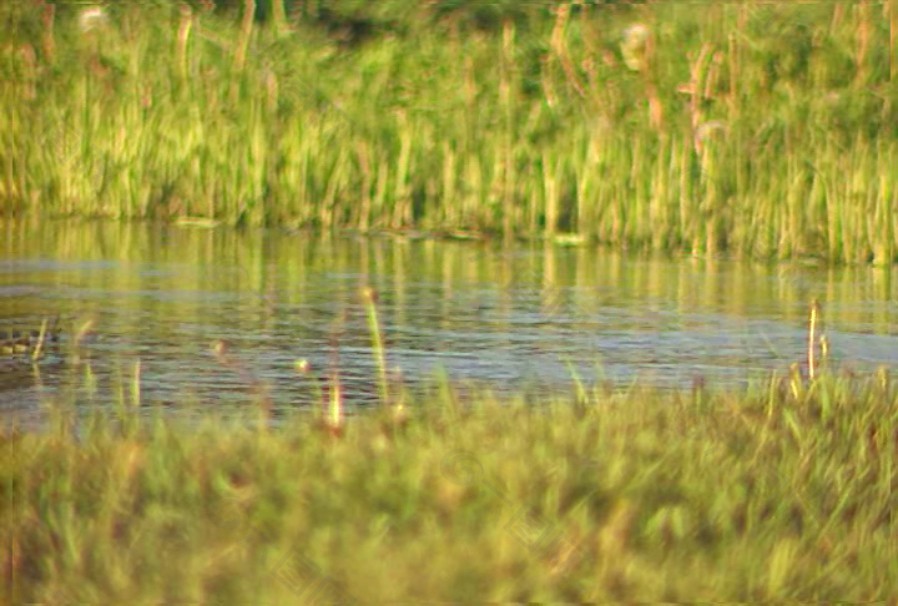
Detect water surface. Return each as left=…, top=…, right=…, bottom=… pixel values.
left=2, top=220, right=897, bottom=424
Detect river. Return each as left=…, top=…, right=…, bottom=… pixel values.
left=2, top=220, right=896, bottom=425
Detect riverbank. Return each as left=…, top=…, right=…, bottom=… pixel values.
left=3, top=370, right=896, bottom=602
left=4, top=2, right=897, bottom=263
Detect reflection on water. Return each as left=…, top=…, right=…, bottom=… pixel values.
left=2, top=219, right=897, bottom=423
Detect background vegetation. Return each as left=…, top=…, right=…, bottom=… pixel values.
left=3, top=0, right=897, bottom=262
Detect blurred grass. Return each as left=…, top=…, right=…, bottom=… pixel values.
left=2, top=1, right=897, bottom=262
left=2, top=369, right=896, bottom=602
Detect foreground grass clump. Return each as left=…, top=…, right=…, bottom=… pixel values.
left=3, top=2, right=897, bottom=262
left=3, top=373, right=896, bottom=602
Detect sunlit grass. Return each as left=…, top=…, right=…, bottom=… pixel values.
left=2, top=368, right=896, bottom=602
left=2, top=2, right=896, bottom=262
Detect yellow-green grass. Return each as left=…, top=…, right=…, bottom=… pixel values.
left=2, top=2, right=897, bottom=263
left=2, top=369, right=896, bottom=602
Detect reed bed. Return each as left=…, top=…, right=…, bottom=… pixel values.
left=3, top=2, right=897, bottom=262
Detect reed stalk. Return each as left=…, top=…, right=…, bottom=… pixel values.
left=362, top=287, right=390, bottom=406
left=807, top=299, right=821, bottom=381
left=30, top=318, right=48, bottom=362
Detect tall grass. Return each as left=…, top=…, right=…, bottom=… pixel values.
left=2, top=2, right=897, bottom=262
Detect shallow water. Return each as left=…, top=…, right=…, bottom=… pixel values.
left=2, top=220, right=897, bottom=424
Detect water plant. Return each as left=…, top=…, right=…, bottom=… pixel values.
left=362, top=286, right=390, bottom=405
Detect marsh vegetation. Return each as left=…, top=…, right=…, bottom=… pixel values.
left=3, top=2, right=897, bottom=600
left=3, top=1, right=897, bottom=262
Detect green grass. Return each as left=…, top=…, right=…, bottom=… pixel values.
left=2, top=367, right=896, bottom=602
left=2, top=2, right=898, bottom=262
